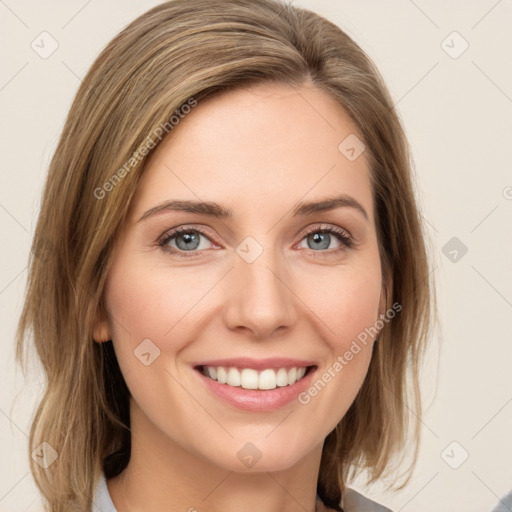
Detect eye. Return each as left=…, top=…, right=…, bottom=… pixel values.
left=157, top=224, right=354, bottom=258
left=297, top=225, right=353, bottom=254
left=158, top=226, right=217, bottom=257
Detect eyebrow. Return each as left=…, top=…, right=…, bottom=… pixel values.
left=137, top=194, right=369, bottom=222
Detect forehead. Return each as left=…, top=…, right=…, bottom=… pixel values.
left=130, top=82, right=373, bottom=223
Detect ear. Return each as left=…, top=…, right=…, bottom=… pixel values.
left=93, top=304, right=111, bottom=343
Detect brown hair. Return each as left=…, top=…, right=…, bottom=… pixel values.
left=16, top=0, right=436, bottom=510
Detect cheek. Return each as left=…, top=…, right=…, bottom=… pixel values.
left=101, top=251, right=222, bottom=400
left=101, top=260, right=187, bottom=416
left=293, top=259, right=382, bottom=432
left=299, top=256, right=382, bottom=347
left=101, top=255, right=175, bottom=375
left=296, top=251, right=382, bottom=393
left=103, top=253, right=200, bottom=346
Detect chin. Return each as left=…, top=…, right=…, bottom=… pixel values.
left=201, top=437, right=315, bottom=474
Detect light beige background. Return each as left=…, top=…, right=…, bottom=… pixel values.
left=1, top=1, right=511, bottom=511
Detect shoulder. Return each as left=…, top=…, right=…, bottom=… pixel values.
left=342, top=487, right=393, bottom=512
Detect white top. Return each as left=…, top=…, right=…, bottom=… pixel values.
left=91, top=473, right=117, bottom=512
left=91, top=473, right=392, bottom=511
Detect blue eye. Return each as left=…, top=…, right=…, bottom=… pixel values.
left=158, top=224, right=353, bottom=258
left=158, top=226, right=214, bottom=256
left=298, top=225, right=353, bottom=252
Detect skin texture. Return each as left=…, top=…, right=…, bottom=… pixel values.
left=94, top=82, right=386, bottom=512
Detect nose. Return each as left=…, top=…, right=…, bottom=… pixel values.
left=222, top=247, right=298, bottom=339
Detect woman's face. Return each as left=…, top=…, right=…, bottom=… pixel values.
left=95, top=82, right=385, bottom=473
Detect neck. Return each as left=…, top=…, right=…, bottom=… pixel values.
left=107, top=400, right=327, bottom=512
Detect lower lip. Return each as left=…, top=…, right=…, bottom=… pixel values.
left=194, top=366, right=318, bottom=412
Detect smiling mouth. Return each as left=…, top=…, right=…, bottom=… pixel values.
left=194, top=364, right=317, bottom=391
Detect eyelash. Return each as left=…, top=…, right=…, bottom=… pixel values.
left=157, top=224, right=354, bottom=258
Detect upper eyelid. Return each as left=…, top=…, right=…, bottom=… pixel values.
left=301, top=224, right=351, bottom=238
left=158, top=225, right=218, bottom=244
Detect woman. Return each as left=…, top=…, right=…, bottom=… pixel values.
left=16, top=1, right=435, bottom=511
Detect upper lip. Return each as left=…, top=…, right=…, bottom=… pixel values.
left=193, top=357, right=317, bottom=371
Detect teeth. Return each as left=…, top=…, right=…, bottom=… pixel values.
left=258, top=369, right=276, bottom=390
left=201, top=365, right=309, bottom=390
left=217, top=367, right=227, bottom=384
left=227, top=367, right=241, bottom=387
left=276, top=368, right=289, bottom=386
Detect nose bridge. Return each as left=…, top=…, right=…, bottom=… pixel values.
left=223, top=236, right=296, bottom=336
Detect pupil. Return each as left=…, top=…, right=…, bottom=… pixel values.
left=177, top=232, right=199, bottom=250
left=309, top=232, right=329, bottom=250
